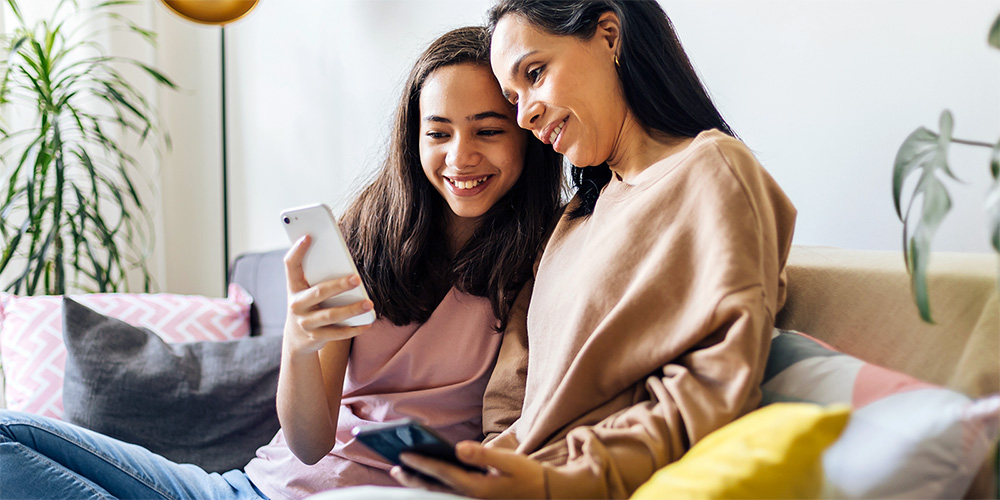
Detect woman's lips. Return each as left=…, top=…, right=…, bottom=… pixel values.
left=547, top=118, right=566, bottom=144
left=551, top=118, right=567, bottom=153
left=444, top=174, right=494, bottom=197
left=541, top=116, right=568, bottom=152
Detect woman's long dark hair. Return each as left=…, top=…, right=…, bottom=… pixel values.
left=339, top=26, right=563, bottom=331
left=487, top=0, right=733, bottom=218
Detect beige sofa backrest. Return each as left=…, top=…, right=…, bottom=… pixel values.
left=776, top=245, right=999, bottom=398
left=2, top=246, right=996, bottom=405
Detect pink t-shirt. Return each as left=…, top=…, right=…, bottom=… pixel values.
left=244, top=289, right=501, bottom=500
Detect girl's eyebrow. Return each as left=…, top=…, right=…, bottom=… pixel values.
left=424, top=111, right=512, bottom=124
left=469, top=111, right=512, bottom=122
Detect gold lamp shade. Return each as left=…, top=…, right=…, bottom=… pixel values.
left=160, top=0, right=260, bottom=26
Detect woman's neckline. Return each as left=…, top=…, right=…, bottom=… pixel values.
left=600, top=129, right=723, bottom=200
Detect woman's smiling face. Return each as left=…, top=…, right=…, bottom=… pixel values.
left=490, top=13, right=628, bottom=168
left=418, top=63, right=526, bottom=220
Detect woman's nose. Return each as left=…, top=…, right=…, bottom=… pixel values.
left=517, top=98, right=542, bottom=131
left=446, top=135, right=482, bottom=169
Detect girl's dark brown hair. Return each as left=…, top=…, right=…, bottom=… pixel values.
left=339, top=26, right=563, bottom=331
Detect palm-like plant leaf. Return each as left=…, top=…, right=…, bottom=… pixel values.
left=0, top=0, right=175, bottom=295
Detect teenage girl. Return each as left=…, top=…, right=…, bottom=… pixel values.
left=0, top=25, right=562, bottom=500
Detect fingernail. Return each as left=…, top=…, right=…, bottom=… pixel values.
left=349, top=275, right=361, bottom=286
left=362, top=300, right=374, bottom=311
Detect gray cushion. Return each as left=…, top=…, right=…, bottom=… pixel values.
left=61, top=298, right=283, bottom=472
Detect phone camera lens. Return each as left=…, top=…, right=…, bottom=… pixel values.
left=283, top=217, right=290, bottom=224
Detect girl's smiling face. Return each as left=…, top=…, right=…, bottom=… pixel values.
left=419, top=63, right=526, bottom=221
left=490, top=13, right=628, bottom=168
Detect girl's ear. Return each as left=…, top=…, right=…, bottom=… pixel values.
left=595, top=11, right=622, bottom=59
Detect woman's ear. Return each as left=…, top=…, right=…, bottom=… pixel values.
left=595, top=11, right=622, bottom=57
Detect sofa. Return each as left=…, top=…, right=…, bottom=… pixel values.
left=1, top=245, right=997, bottom=498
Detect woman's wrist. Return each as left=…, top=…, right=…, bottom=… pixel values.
left=541, top=462, right=603, bottom=500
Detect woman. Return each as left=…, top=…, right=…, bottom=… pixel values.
left=387, top=1, right=797, bottom=498
left=0, top=26, right=562, bottom=500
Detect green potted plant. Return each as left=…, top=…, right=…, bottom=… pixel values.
left=0, top=0, right=176, bottom=295
left=893, top=12, right=1000, bottom=323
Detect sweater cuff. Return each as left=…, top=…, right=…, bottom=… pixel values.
left=542, top=460, right=604, bottom=499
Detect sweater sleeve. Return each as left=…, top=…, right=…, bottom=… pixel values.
left=533, top=137, right=796, bottom=499
left=482, top=278, right=532, bottom=445
left=543, top=287, right=777, bottom=498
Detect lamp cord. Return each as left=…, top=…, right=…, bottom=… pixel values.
left=221, top=25, right=230, bottom=294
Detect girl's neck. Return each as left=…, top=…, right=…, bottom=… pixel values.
left=606, top=113, right=693, bottom=184
left=445, top=211, right=480, bottom=257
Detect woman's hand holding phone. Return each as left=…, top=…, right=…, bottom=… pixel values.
left=282, top=235, right=375, bottom=354
left=390, top=441, right=546, bottom=499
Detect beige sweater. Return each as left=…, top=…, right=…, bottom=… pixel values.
left=482, top=130, right=797, bottom=499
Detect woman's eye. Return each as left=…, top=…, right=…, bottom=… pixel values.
left=425, top=132, right=449, bottom=139
left=527, top=65, right=544, bottom=83
left=479, top=129, right=504, bottom=137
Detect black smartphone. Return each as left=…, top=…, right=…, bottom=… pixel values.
left=351, top=418, right=486, bottom=480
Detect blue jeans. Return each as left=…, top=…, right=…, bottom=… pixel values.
left=0, top=410, right=268, bottom=500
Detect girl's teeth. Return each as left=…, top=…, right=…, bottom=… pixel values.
left=549, top=120, right=564, bottom=143
left=449, top=176, right=488, bottom=190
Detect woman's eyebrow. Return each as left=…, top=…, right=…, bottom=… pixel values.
left=508, top=50, right=539, bottom=80
left=423, top=112, right=511, bottom=124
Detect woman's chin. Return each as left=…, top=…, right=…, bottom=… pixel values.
left=563, top=148, right=603, bottom=169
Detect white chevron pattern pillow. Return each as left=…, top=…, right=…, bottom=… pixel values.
left=0, top=285, right=252, bottom=419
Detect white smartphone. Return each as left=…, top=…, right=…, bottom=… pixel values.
left=280, top=203, right=376, bottom=327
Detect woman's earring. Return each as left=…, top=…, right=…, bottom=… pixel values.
left=614, top=54, right=620, bottom=68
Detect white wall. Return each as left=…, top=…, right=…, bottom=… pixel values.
left=154, top=0, right=1000, bottom=297
left=664, top=0, right=1000, bottom=254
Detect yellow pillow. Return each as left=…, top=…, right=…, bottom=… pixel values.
left=631, top=403, right=850, bottom=500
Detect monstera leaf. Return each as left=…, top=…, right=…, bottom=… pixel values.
left=990, top=12, right=1000, bottom=49
left=892, top=111, right=958, bottom=322
left=988, top=142, right=1000, bottom=252
left=892, top=12, right=999, bottom=324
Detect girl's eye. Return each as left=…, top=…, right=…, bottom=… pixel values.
left=425, top=132, right=449, bottom=139
left=479, top=129, right=504, bottom=137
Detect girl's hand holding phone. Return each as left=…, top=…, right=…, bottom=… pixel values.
left=282, top=235, right=375, bottom=354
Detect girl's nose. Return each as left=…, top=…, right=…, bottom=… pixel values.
left=446, top=135, right=482, bottom=169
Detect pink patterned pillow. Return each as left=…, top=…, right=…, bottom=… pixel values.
left=0, top=285, right=252, bottom=419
